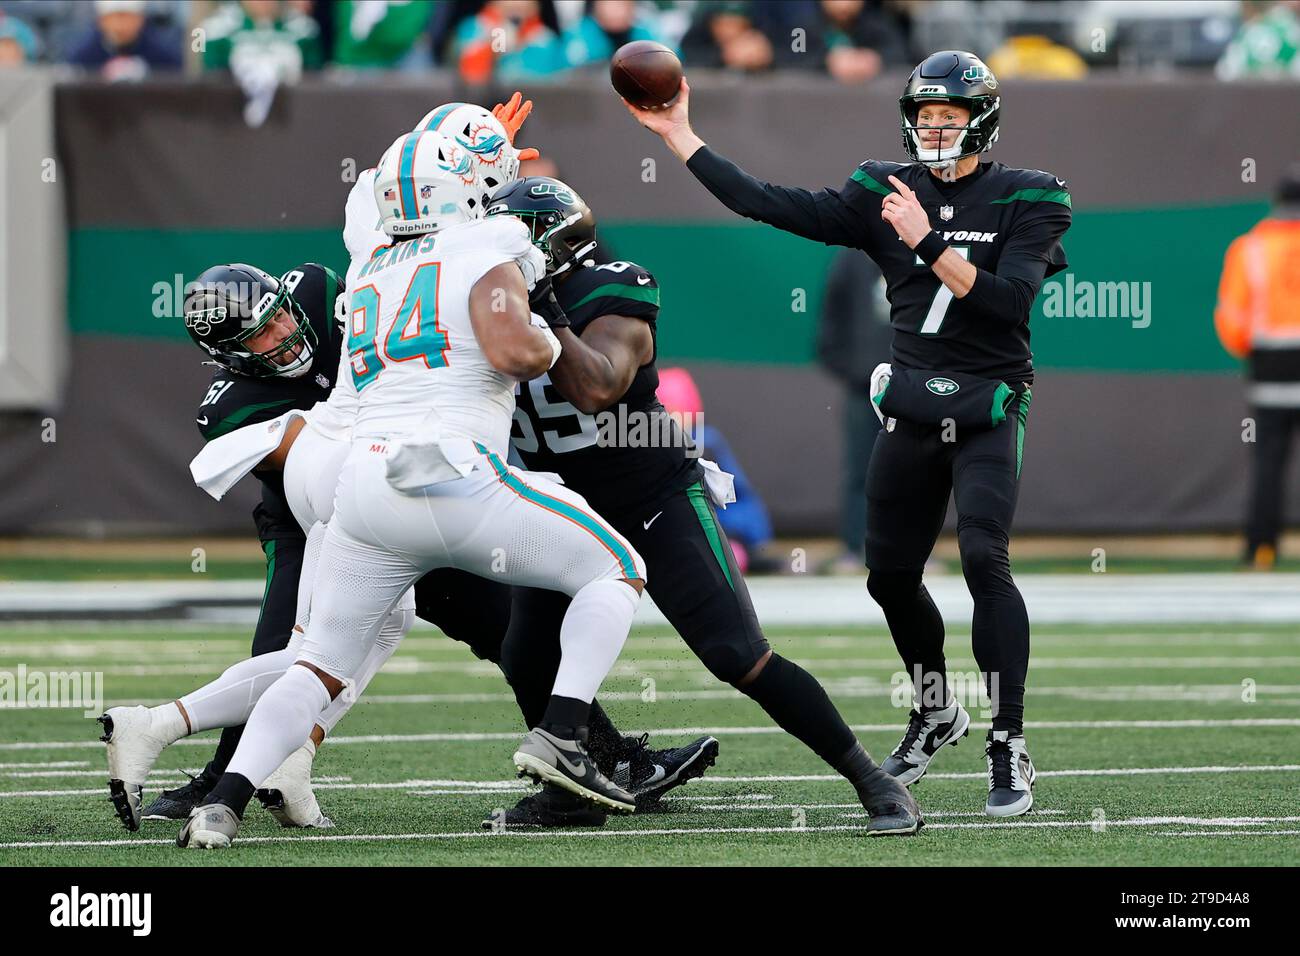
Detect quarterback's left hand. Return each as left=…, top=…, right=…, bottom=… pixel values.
left=881, top=175, right=932, bottom=248
left=492, top=91, right=541, bottom=161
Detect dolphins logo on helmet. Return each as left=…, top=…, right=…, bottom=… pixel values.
left=438, top=143, right=477, bottom=187
left=414, top=102, right=520, bottom=191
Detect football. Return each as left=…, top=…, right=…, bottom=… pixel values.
left=610, top=40, right=683, bottom=110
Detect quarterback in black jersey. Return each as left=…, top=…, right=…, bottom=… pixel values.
left=626, top=51, right=1071, bottom=817
left=481, top=178, right=921, bottom=834
left=132, top=261, right=346, bottom=819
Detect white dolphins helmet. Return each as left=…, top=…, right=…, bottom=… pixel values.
left=415, top=102, right=520, bottom=195
left=372, top=129, right=491, bottom=237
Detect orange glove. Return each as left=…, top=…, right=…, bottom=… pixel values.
left=492, top=91, right=540, bottom=161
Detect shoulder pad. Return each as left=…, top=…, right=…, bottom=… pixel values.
left=343, top=169, right=384, bottom=264
left=474, top=215, right=534, bottom=258
left=848, top=159, right=909, bottom=197
left=990, top=165, right=1072, bottom=208
left=560, top=260, right=660, bottom=320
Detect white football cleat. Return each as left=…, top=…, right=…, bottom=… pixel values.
left=255, top=741, right=333, bottom=828
left=985, top=730, right=1036, bottom=817
left=177, top=803, right=241, bottom=849
left=881, top=698, right=971, bottom=786
left=98, top=705, right=179, bottom=832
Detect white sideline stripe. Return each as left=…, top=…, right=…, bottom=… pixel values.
left=6, top=717, right=1300, bottom=752
left=1160, top=830, right=1300, bottom=837
left=704, top=765, right=1300, bottom=784
left=0, top=761, right=87, bottom=769
left=691, top=805, right=1067, bottom=816
left=408, top=788, right=530, bottom=796
left=83, top=683, right=1300, bottom=709
left=4, top=814, right=1299, bottom=850
left=5, top=766, right=1299, bottom=801
left=5, top=631, right=1295, bottom=660
left=18, top=655, right=1300, bottom=678
left=0, top=768, right=353, bottom=781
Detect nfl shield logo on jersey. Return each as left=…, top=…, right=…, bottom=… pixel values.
left=939, top=205, right=954, bottom=221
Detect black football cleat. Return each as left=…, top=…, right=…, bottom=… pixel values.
left=482, top=784, right=609, bottom=830
left=611, top=733, right=720, bottom=810
left=141, top=769, right=219, bottom=821
left=857, top=765, right=924, bottom=837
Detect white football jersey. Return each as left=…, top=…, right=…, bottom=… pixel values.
left=348, top=215, right=544, bottom=453
left=301, top=170, right=387, bottom=442
left=343, top=167, right=387, bottom=268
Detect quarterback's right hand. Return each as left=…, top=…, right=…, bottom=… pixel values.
left=622, top=76, right=692, bottom=139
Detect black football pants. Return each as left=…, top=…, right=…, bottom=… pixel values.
left=864, top=391, right=1032, bottom=735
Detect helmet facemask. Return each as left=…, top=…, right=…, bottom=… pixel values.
left=515, top=209, right=598, bottom=280
left=229, top=287, right=316, bottom=379
left=900, top=95, right=1000, bottom=170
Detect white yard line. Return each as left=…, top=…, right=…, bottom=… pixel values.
left=13, top=655, right=1300, bottom=678
left=5, top=717, right=1300, bottom=753
left=4, top=764, right=1299, bottom=800
left=4, top=814, right=1300, bottom=850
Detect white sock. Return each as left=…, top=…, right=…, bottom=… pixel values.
left=226, top=665, right=331, bottom=788
left=316, top=606, right=413, bottom=736
left=551, top=579, right=639, bottom=703
left=178, top=645, right=298, bottom=733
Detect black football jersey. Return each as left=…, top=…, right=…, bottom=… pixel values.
left=687, top=150, right=1072, bottom=384
left=194, top=262, right=345, bottom=540
left=510, top=260, right=702, bottom=519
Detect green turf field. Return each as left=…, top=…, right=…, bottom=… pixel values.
left=2, top=620, right=1298, bottom=866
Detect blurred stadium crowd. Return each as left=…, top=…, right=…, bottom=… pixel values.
left=0, top=0, right=1296, bottom=84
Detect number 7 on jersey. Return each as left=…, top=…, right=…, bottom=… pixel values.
left=916, top=245, right=970, bottom=335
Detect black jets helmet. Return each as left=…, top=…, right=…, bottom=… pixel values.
left=483, top=176, right=597, bottom=281
left=900, top=50, right=1001, bottom=169
left=183, top=263, right=317, bottom=379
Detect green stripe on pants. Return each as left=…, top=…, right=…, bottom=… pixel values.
left=257, top=539, right=277, bottom=622
left=686, top=481, right=734, bottom=591
left=1016, top=388, right=1033, bottom=478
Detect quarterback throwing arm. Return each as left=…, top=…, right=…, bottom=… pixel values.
left=684, top=150, right=1070, bottom=382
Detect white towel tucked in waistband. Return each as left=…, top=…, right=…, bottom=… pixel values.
left=189, top=410, right=306, bottom=501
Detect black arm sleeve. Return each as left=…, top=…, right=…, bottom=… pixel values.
left=961, top=203, right=1071, bottom=324
left=685, top=146, right=868, bottom=249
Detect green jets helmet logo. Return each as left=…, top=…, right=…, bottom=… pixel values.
left=962, top=64, right=996, bottom=89
left=530, top=182, right=575, bottom=206
left=926, top=377, right=960, bottom=396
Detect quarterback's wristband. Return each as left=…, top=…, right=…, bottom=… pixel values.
left=914, top=232, right=950, bottom=267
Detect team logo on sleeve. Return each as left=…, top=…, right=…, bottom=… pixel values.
left=926, top=377, right=960, bottom=395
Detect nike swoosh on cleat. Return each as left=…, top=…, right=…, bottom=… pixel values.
left=552, top=749, right=590, bottom=778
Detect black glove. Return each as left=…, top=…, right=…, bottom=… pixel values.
left=529, top=277, right=570, bottom=329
